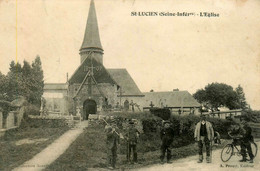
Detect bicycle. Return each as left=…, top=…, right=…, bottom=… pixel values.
left=221, top=135, right=258, bottom=162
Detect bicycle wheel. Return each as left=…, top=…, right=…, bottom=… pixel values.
left=221, top=144, right=233, bottom=162
left=251, top=142, right=258, bottom=158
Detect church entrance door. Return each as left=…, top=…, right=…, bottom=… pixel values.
left=83, top=99, right=97, bottom=120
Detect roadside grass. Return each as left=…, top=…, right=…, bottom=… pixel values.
left=0, top=121, right=69, bottom=171
left=46, top=120, right=228, bottom=170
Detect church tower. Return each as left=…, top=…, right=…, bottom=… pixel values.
left=80, top=0, right=103, bottom=64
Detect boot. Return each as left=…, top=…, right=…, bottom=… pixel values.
left=206, top=156, right=211, bottom=163
left=248, top=159, right=254, bottom=163
left=197, top=155, right=203, bottom=163
left=239, top=157, right=247, bottom=162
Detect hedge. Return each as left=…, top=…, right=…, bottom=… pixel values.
left=103, top=112, right=235, bottom=151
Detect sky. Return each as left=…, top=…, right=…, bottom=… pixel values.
left=0, top=0, right=259, bottom=109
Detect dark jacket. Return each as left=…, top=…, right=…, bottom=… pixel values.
left=105, top=126, right=120, bottom=149
left=126, top=127, right=140, bottom=144
left=160, top=127, right=174, bottom=146
left=241, top=124, right=253, bottom=142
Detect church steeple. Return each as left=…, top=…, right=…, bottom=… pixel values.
left=80, top=0, right=103, bottom=64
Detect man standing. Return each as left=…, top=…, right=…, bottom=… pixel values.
left=105, top=120, right=120, bottom=169
left=130, top=100, right=135, bottom=112
left=160, top=120, right=174, bottom=164
left=239, top=116, right=254, bottom=163
left=194, top=115, right=214, bottom=163
left=126, top=120, right=140, bottom=163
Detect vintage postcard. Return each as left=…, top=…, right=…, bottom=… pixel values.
left=0, top=0, right=259, bottom=170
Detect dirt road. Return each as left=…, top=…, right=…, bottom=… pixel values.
left=135, top=141, right=260, bottom=171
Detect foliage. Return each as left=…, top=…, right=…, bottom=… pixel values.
left=0, top=56, right=44, bottom=107
left=104, top=112, right=234, bottom=146
left=235, top=85, right=248, bottom=110
left=241, top=110, right=260, bottom=123
left=46, top=120, right=229, bottom=170
left=193, top=82, right=241, bottom=111
left=0, top=123, right=69, bottom=171
left=20, top=117, right=70, bottom=128
left=24, top=104, right=41, bottom=117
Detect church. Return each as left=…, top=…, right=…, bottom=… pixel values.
left=43, top=0, right=144, bottom=119
left=43, top=0, right=201, bottom=119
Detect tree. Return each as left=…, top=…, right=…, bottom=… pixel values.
left=21, top=60, right=33, bottom=102
left=235, top=84, right=248, bottom=110
left=193, top=83, right=240, bottom=111
left=0, top=72, right=8, bottom=100
left=3, top=57, right=44, bottom=106
left=31, top=55, right=44, bottom=106
left=6, top=61, right=24, bottom=101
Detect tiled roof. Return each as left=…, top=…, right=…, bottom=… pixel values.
left=107, top=69, right=143, bottom=96
left=139, top=91, right=201, bottom=108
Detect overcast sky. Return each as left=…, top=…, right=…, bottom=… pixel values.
left=0, top=0, right=259, bottom=109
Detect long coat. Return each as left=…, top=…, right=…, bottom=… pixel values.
left=194, top=121, right=214, bottom=141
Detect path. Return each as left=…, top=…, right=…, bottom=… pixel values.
left=135, top=141, right=260, bottom=171
left=12, top=121, right=88, bottom=171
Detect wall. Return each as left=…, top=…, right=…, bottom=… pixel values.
left=69, top=82, right=118, bottom=116
left=43, top=89, right=68, bottom=114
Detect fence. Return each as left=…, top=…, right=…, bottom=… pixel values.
left=203, top=109, right=242, bottom=119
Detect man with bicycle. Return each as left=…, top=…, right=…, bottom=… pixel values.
left=239, top=116, right=254, bottom=163
left=227, top=116, right=254, bottom=163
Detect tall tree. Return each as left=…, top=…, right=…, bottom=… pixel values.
left=31, top=55, right=44, bottom=106
left=193, top=82, right=240, bottom=111
left=235, top=84, right=248, bottom=110
left=21, top=60, right=33, bottom=102
left=0, top=72, right=8, bottom=100
left=2, top=58, right=44, bottom=107
left=6, top=61, right=24, bottom=101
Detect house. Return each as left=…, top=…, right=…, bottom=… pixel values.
left=138, top=90, right=201, bottom=115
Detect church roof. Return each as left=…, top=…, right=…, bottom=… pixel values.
left=107, top=69, right=143, bottom=96
left=80, top=0, right=103, bottom=51
left=68, top=57, right=116, bottom=85
left=140, top=91, right=201, bottom=108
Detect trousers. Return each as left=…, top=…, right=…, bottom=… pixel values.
left=127, top=144, right=137, bottom=162
left=198, top=136, right=210, bottom=157
left=107, top=146, right=117, bottom=167
left=160, top=144, right=171, bottom=161
left=241, top=140, right=254, bottom=160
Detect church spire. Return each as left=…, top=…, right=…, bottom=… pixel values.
left=80, top=0, right=103, bottom=64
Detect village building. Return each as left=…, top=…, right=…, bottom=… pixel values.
left=139, top=90, right=201, bottom=115
left=43, top=0, right=201, bottom=119
left=43, top=0, right=144, bottom=119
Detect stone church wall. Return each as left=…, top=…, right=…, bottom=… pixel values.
left=69, top=83, right=118, bottom=115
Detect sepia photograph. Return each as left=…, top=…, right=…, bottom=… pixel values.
left=0, top=0, right=259, bottom=170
